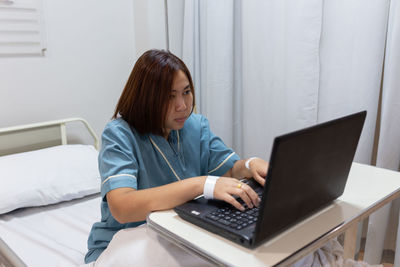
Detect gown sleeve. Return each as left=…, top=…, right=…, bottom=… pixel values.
left=99, top=120, right=139, bottom=200
left=199, top=115, right=240, bottom=176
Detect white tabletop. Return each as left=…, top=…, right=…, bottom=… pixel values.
left=147, top=163, right=400, bottom=266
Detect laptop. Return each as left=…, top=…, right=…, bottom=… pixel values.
left=174, top=111, right=366, bottom=248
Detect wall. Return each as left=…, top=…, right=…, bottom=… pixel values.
left=0, top=0, right=136, bottom=143
left=0, top=0, right=203, bottom=144
left=132, top=0, right=167, bottom=57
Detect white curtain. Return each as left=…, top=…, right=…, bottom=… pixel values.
left=367, top=0, right=400, bottom=264
left=181, top=0, right=389, bottom=161
left=241, top=0, right=322, bottom=159
left=179, top=0, right=399, bottom=263
left=318, top=0, right=389, bottom=164
left=182, top=0, right=237, bottom=149
left=376, top=0, right=400, bottom=176
left=182, top=0, right=323, bottom=159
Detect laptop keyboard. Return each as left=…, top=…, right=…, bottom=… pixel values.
left=205, top=180, right=263, bottom=230
left=205, top=206, right=260, bottom=230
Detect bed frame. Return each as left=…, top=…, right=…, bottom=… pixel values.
left=0, top=239, right=25, bottom=267
left=0, top=118, right=99, bottom=156
left=0, top=118, right=99, bottom=267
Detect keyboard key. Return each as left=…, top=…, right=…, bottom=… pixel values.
left=204, top=201, right=259, bottom=230
left=205, top=214, right=219, bottom=221
left=218, top=219, right=231, bottom=226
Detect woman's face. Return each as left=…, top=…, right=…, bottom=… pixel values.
left=164, top=70, right=193, bottom=137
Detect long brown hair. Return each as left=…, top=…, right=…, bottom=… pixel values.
left=113, top=49, right=195, bottom=136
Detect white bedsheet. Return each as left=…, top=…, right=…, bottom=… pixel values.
left=0, top=194, right=101, bottom=267
left=87, top=224, right=213, bottom=267
left=0, top=193, right=212, bottom=267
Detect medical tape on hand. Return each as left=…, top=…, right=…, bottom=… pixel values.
left=245, top=157, right=258, bottom=170
left=203, top=175, right=220, bottom=199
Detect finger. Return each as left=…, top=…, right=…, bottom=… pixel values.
left=241, top=184, right=260, bottom=207
left=232, top=187, right=253, bottom=209
left=223, top=194, right=245, bottom=211
left=254, top=161, right=269, bottom=176
left=252, top=171, right=265, bottom=186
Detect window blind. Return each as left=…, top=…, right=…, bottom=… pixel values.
left=0, top=0, right=46, bottom=56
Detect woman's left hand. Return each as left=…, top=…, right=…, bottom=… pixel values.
left=247, top=158, right=269, bottom=186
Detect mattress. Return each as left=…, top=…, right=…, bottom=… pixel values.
left=0, top=194, right=101, bottom=267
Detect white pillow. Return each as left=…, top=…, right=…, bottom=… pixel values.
left=0, top=144, right=100, bottom=214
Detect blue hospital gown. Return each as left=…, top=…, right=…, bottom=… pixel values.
left=85, top=113, right=239, bottom=263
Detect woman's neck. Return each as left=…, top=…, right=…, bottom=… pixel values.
left=164, top=129, right=171, bottom=140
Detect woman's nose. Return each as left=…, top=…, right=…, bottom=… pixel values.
left=175, top=96, right=187, bottom=111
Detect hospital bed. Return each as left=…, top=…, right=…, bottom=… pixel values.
left=0, top=118, right=102, bottom=267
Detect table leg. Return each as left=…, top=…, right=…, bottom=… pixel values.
left=343, top=223, right=358, bottom=260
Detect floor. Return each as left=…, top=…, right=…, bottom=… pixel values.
left=357, top=251, right=394, bottom=267
left=339, top=234, right=395, bottom=267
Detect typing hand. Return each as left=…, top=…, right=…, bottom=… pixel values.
left=247, top=158, right=268, bottom=186
left=213, top=177, right=260, bottom=211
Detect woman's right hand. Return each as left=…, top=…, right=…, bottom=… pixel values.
left=213, top=177, right=260, bottom=211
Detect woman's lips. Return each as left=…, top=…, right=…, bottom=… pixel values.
left=175, top=117, right=187, bottom=123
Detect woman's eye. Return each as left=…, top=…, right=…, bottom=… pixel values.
left=183, top=90, right=191, bottom=95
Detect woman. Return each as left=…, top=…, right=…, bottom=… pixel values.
left=85, top=49, right=268, bottom=263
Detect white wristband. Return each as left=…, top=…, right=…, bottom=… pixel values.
left=245, top=157, right=258, bottom=170
left=203, top=175, right=220, bottom=199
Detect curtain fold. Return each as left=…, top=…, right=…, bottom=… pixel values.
left=318, top=0, right=389, bottom=164
left=182, top=0, right=323, bottom=158
left=376, top=0, right=400, bottom=172
left=241, top=0, right=322, bottom=159
left=182, top=0, right=236, bottom=148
